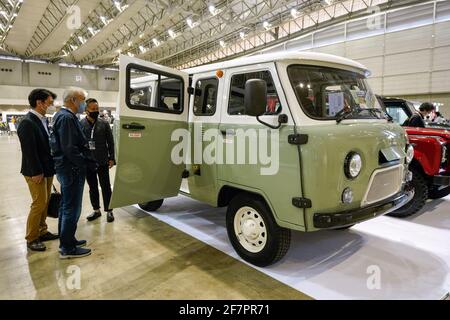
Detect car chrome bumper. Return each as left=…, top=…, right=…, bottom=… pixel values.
left=313, top=190, right=414, bottom=229
left=433, top=175, right=450, bottom=186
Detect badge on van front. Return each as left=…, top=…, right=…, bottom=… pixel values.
left=128, top=132, right=142, bottom=138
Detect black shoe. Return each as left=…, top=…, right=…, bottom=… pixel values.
left=58, top=240, right=87, bottom=253
left=39, top=232, right=59, bottom=242
left=106, top=211, right=114, bottom=223
left=75, top=239, right=87, bottom=247
left=87, top=211, right=101, bottom=221
left=59, top=247, right=91, bottom=259
left=27, top=240, right=46, bottom=251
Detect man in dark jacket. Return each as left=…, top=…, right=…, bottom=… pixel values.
left=50, top=87, right=96, bottom=259
left=80, top=99, right=116, bottom=223
left=17, top=89, right=59, bottom=251
left=408, top=102, right=435, bottom=128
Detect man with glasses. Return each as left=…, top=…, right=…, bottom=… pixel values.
left=18, top=88, right=59, bottom=252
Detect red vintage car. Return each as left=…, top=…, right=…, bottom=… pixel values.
left=379, top=97, right=450, bottom=217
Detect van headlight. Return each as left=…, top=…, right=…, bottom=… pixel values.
left=406, top=144, right=414, bottom=164
left=345, top=152, right=362, bottom=179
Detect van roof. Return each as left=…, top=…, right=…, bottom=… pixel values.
left=183, top=51, right=368, bottom=74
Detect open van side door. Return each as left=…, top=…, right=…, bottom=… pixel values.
left=110, top=55, right=189, bottom=208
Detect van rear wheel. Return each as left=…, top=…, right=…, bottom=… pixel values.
left=226, top=193, right=291, bottom=267
left=138, top=199, right=164, bottom=212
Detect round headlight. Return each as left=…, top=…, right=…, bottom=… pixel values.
left=342, top=187, right=354, bottom=204
left=345, top=152, right=362, bottom=179
left=406, top=144, right=414, bottom=164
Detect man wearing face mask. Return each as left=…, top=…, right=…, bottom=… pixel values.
left=80, top=99, right=116, bottom=223
left=50, top=87, right=96, bottom=259
left=407, top=102, right=435, bottom=128
left=18, top=89, right=59, bottom=252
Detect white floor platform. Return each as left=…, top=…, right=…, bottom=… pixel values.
left=130, top=195, right=450, bottom=300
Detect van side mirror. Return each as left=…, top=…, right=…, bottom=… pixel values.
left=245, top=79, right=267, bottom=117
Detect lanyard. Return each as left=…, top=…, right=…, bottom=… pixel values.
left=90, top=122, right=96, bottom=140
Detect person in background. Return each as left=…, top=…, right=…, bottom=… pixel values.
left=407, top=102, right=435, bottom=128
left=17, top=89, right=59, bottom=252
left=80, top=99, right=116, bottom=223
left=50, top=87, right=96, bottom=259
left=101, top=110, right=111, bottom=124
left=433, top=111, right=447, bottom=124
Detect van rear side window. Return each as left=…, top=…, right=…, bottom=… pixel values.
left=126, top=64, right=184, bottom=114
left=228, top=71, right=281, bottom=116
left=193, top=78, right=218, bottom=116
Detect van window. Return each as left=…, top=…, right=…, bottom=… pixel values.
left=228, top=71, right=281, bottom=116
left=126, top=65, right=183, bottom=114
left=287, top=65, right=383, bottom=120
left=193, top=78, right=218, bottom=116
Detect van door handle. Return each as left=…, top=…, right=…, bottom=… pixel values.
left=221, top=129, right=235, bottom=136
left=122, top=123, right=145, bottom=130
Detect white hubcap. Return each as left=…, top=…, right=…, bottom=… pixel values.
left=234, top=206, right=267, bottom=253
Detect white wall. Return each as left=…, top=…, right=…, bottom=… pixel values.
left=0, top=60, right=119, bottom=111
left=0, top=85, right=118, bottom=109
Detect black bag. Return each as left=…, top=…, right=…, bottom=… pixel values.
left=47, top=185, right=61, bottom=219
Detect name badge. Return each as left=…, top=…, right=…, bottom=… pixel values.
left=88, top=140, right=96, bottom=150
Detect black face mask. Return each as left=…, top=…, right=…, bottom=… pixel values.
left=88, top=111, right=99, bottom=121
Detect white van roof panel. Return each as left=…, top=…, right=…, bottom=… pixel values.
left=183, top=51, right=368, bottom=74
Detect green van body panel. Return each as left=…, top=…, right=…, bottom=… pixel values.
left=110, top=116, right=187, bottom=208
left=298, top=122, right=408, bottom=231
left=181, top=121, right=407, bottom=232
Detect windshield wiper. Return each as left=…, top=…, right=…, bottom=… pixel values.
left=336, top=106, right=363, bottom=124
left=368, top=108, right=392, bottom=122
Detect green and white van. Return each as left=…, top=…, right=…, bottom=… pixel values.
left=110, top=52, right=414, bottom=267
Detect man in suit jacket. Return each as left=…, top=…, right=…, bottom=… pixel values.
left=17, top=89, right=59, bottom=252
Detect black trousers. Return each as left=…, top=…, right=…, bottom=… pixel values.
left=86, top=165, right=112, bottom=212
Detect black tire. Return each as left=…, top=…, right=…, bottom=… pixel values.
left=428, top=186, right=450, bottom=200
left=138, top=199, right=164, bottom=212
left=387, top=167, right=428, bottom=218
left=226, top=193, right=291, bottom=267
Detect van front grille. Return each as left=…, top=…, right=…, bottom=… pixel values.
left=362, top=165, right=403, bottom=206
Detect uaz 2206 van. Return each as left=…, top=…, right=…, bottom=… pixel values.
left=110, top=52, right=413, bottom=267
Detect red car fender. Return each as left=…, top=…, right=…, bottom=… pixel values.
left=407, top=135, right=443, bottom=176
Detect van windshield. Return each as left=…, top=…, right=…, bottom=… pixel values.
left=287, top=65, right=385, bottom=121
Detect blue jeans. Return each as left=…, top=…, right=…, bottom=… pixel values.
left=57, top=168, right=86, bottom=252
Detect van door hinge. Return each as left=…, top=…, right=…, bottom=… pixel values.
left=292, top=197, right=312, bottom=208
left=187, top=87, right=195, bottom=95
left=288, top=134, right=308, bottom=145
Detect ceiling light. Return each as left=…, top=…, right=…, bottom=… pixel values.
left=290, top=8, right=298, bottom=18
left=208, top=5, right=221, bottom=16
left=128, top=41, right=132, bottom=46
left=263, top=21, right=271, bottom=29
left=168, top=29, right=176, bottom=39
left=186, top=17, right=194, bottom=28
left=239, top=31, right=246, bottom=39
left=100, top=16, right=109, bottom=25
left=127, top=52, right=134, bottom=57
left=88, top=27, right=97, bottom=36
left=219, top=40, right=226, bottom=47
left=78, top=36, right=85, bottom=43
left=70, top=45, right=78, bottom=51
left=139, top=45, right=147, bottom=53
left=139, top=33, right=144, bottom=39
left=116, top=49, right=122, bottom=54
left=152, top=38, right=160, bottom=46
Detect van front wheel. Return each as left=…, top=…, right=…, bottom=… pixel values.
left=138, top=199, right=164, bottom=212
left=226, top=194, right=291, bottom=267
